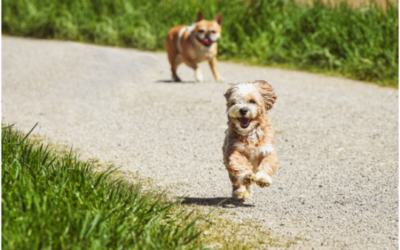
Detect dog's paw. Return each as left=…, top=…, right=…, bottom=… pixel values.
left=241, top=191, right=252, bottom=200
left=233, top=189, right=252, bottom=200
left=216, top=76, right=225, bottom=83
left=239, top=172, right=256, bottom=186
left=195, top=68, right=204, bottom=82
left=256, top=179, right=271, bottom=188
left=255, top=172, right=272, bottom=188
left=173, top=76, right=181, bottom=82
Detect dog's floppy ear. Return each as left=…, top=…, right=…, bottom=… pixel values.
left=253, top=80, right=277, bottom=110
left=224, top=84, right=236, bottom=103
left=196, top=11, right=204, bottom=22
left=214, top=13, right=223, bottom=25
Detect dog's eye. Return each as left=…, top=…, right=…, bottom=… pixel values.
left=250, top=100, right=256, bottom=104
left=210, top=30, right=216, bottom=34
left=198, top=29, right=205, bottom=33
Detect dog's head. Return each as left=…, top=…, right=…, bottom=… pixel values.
left=192, top=11, right=222, bottom=48
left=224, top=81, right=277, bottom=135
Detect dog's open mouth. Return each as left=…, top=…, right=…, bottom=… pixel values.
left=197, top=36, right=213, bottom=47
left=238, top=117, right=251, bottom=128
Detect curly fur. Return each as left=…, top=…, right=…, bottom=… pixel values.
left=222, top=80, right=279, bottom=200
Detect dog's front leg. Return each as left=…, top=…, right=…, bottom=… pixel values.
left=208, top=57, right=224, bottom=82
left=195, top=67, right=204, bottom=82
left=255, top=148, right=279, bottom=188
left=226, top=150, right=255, bottom=200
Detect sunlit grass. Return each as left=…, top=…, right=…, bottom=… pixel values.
left=298, top=0, right=397, bottom=10
left=1, top=124, right=204, bottom=250
left=1, top=124, right=300, bottom=249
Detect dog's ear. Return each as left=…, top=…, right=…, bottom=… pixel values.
left=214, top=13, right=223, bottom=25
left=224, top=84, right=236, bottom=102
left=196, top=11, right=204, bottom=22
left=253, top=80, right=277, bottom=110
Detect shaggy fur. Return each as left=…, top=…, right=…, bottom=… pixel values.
left=165, top=11, right=223, bottom=82
left=222, top=80, right=278, bottom=200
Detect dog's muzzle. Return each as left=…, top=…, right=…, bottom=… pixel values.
left=237, top=109, right=251, bottom=128
left=196, top=34, right=218, bottom=47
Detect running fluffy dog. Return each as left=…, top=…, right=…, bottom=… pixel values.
left=165, top=11, right=223, bottom=82
left=223, top=80, right=278, bottom=200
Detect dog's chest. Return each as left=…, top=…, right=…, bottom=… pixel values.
left=237, top=142, right=274, bottom=169
left=246, top=145, right=262, bottom=169
left=190, top=44, right=216, bottom=62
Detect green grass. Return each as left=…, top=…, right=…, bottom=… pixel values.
left=1, top=124, right=299, bottom=249
left=2, top=0, right=398, bottom=86
left=1, top=124, right=205, bottom=250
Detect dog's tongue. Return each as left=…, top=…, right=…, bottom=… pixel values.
left=202, top=38, right=212, bottom=45
left=238, top=118, right=250, bottom=127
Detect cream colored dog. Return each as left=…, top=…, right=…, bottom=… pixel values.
left=165, top=11, right=223, bottom=82
left=223, top=80, right=279, bottom=200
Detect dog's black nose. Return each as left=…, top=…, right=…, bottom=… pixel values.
left=239, top=108, right=248, bottom=116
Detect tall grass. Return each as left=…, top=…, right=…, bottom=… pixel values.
left=2, top=124, right=204, bottom=250
left=2, top=0, right=398, bottom=86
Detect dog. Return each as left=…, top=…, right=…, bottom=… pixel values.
left=222, top=80, right=279, bottom=200
left=165, top=11, right=224, bottom=82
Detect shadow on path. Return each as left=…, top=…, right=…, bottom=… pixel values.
left=155, top=79, right=196, bottom=84
left=179, top=197, right=255, bottom=208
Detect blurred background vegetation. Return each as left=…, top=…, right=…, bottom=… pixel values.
left=2, top=0, right=398, bottom=86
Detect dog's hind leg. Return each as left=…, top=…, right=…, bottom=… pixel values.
left=169, top=54, right=182, bottom=82
left=165, top=35, right=182, bottom=82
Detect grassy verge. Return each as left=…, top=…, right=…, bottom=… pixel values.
left=1, top=124, right=204, bottom=250
left=2, top=0, right=398, bottom=86
left=2, top=124, right=297, bottom=249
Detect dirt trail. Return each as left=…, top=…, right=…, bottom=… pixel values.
left=2, top=36, right=398, bottom=249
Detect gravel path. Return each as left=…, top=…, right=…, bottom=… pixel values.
left=2, top=36, right=398, bottom=249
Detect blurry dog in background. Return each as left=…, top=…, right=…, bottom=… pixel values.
left=165, top=11, right=224, bottom=82
left=223, top=80, right=278, bottom=200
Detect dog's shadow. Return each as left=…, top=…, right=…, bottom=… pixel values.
left=155, top=79, right=196, bottom=84
left=179, top=197, right=255, bottom=208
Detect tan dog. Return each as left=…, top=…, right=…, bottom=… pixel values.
left=165, top=11, right=224, bottom=82
left=223, top=80, right=279, bottom=200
